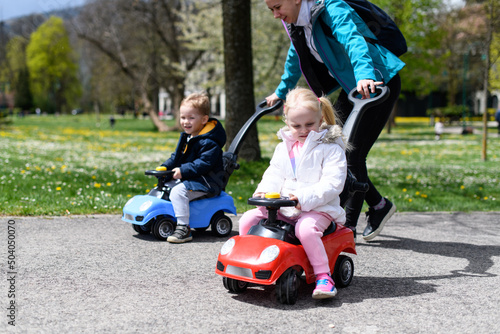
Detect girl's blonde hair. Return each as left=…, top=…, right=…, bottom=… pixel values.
left=181, top=92, right=210, bottom=116
left=283, top=87, right=338, bottom=125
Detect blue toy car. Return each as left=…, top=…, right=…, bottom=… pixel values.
left=122, top=100, right=284, bottom=241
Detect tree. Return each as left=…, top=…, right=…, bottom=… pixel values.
left=251, top=1, right=290, bottom=100
left=491, top=31, right=500, bottom=90
left=74, top=0, right=222, bottom=131
left=26, top=16, right=81, bottom=113
left=222, top=0, right=259, bottom=160
left=5, top=36, right=33, bottom=111
left=480, top=0, right=500, bottom=161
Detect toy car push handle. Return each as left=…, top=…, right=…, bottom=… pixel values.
left=343, top=86, right=390, bottom=144
left=226, top=100, right=284, bottom=156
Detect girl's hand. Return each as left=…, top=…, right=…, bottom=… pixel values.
left=357, top=79, right=383, bottom=99
left=265, top=93, right=281, bottom=107
left=288, top=194, right=301, bottom=210
left=172, top=167, right=182, bottom=179
left=252, top=192, right=266, bottom=198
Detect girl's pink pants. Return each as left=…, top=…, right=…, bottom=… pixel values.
left=238, top=206, right=333, bottom=275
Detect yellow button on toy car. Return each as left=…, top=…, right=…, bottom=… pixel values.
left=265, top=192, right=280, bottom=199
left=156, top=166, right=167, bottom=171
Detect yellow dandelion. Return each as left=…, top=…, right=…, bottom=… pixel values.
left=92, top=175, right=96, bottom=179
left=415, top=191, right=420, bottom=196
left=127, top=194, right=132, bottom=197
left=408, top=198, right=412, bottom=202
left=94, top=183, right=101, bottom=188
left=460, top=185, right=465, bottom=190
left=106, top=182, right=112, bottom=186
left=56, top=187, right=62, bottom=191
left=406, top=175, right=412, bottom=180
left=402, top=188, right=407, bottom=192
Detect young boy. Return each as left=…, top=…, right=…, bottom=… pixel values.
left=161, top=92, right=226, bottom=243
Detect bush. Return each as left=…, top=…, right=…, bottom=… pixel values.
left=427, top=105, right=468, bottom=123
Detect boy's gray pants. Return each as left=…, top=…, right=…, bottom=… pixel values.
left=166, top=180, right=206, bottom=226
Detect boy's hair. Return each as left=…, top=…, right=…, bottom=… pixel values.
left=284, top=87, right=338, bottom=126
left=181, top=92, right=210, bottom=116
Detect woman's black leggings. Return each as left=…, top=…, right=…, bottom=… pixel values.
left=333, top=74, right=401, bottom=227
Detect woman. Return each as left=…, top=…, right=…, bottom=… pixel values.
left=264, top=0, right=405, bottom=240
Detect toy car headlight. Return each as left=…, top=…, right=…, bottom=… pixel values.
left=220, top=238, right=235, bottom=255
left=125, top=197, right=134, bottom=207
left=258, top=245, right=280, bottom=264
left=139, top=200, right=153, bottom=211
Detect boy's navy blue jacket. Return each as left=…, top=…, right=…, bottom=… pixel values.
left=161, top=118, right=226, bottom=195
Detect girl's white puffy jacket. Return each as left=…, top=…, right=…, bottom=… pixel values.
left=255, top=123, right=347, bottom=224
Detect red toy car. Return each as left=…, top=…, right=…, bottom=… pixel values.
left=215, top=87, right=389, bottom=304
left=215, top=193, right=356, bottom=304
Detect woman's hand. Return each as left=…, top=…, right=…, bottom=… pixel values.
left=265, top=92, right=282, bottom=107
left=357, top=79, right=384, bottom=99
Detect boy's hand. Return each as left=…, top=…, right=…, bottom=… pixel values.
left=288, top=194, right=301, bottom=210
left=252, top=192, right=266, bottom=198
left=172, top=167, right=182, bottom=179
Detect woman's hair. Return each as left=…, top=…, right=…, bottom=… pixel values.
left=284, top=87, right=338, bottom=125
left=181, top=92, right=210, bottom=116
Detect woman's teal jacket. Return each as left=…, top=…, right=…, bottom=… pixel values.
left=275, top=0, right=405, bottom=99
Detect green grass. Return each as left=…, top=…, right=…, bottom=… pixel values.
left=1, top=113, right=499, bottom=216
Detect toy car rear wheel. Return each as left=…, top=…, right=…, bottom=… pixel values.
left=152, top=217, right=175, bottom=241
left=333, top=255, right=354, bottom=288
left=132, top=223, right=150, bottom=235
left=222, top=277, right=248, bottom=293
left=276, top=268, right=300, bottom=305
left=211, top=212, right=232, bottom=237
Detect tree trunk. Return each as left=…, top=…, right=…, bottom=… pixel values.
left=481, top=0, right=495, bottom=161
left=386, top=100, right=398, bottom=134
left=222, top=0, right=259, bottom=160
left=140, top=90, right=169, bottom=132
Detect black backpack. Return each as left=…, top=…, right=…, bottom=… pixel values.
left=320, top=0, right=407, bottom=57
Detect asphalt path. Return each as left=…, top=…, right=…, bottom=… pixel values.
left=1, top=212, right=500, bottom=333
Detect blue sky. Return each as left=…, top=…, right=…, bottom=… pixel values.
left=1, top=0, right=465, bottom=22
left=0, top=0, right=86, bottom=21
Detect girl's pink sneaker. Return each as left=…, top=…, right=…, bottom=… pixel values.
left=312, top=273, right=337, bottom=299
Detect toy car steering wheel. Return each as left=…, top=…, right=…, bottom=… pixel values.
left=248, top=193, right=297, bottom=225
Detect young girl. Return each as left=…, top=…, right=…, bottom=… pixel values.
left=239, top=87, right=347, bottom=299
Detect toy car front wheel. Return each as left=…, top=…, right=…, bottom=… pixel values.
left=132, top=223, right=150, bottom=235
left=276, top=268, right=300, bottom=305
left=211, top=212, right=233, bottom=237
left=222, top=277, right=248, bottom=293
left=333, top=255, right=354, bottom=288
left=152, top=217, right=175, bottom=241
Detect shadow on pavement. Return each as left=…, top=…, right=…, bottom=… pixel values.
left=360, top=235, right=499, bottom=277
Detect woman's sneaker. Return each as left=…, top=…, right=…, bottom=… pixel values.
left=312, top=274, right=337, bottom=299
left=362, top=198, right=396, bottom=241
left=167, top=225, right=193, bottom=243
